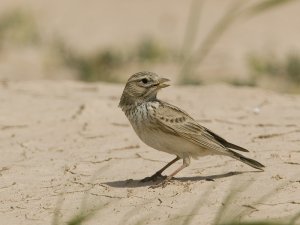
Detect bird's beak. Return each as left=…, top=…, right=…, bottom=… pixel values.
left=157, top=78, right=170, bottom=89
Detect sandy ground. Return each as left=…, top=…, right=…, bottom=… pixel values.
left=0, top=80, right=299, bottom=225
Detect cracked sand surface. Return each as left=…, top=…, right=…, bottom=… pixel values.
left=0, top=81, right=299, bottom=224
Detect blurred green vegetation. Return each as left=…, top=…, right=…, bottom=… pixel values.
left=52, top=39, right=125, bottom=82
left=136, top=38, right=168, bottom=63
left=50, top=37, right=172, bottom=82
left=178, top=0, right=297, bottom=85
left=0, top=9, right=40, bottom=49
left=0, top=1, right=299, bottom=92
left=220, top=223, right=287, bottom=225
left=247, top=52, right=300, bottom=92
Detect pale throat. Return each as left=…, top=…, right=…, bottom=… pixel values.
left=119, top=90, right=158, bottom=110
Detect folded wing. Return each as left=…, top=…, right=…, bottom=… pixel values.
left=155, top=101, right=249, bottom=155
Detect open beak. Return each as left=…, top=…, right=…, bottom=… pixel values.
left=157, top=77, right=170, bottom=89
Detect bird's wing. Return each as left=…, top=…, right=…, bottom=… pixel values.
left=155, top=101, right=231, bottom=154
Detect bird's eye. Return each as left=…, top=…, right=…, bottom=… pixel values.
left=141, top=78, right=148, bottom=84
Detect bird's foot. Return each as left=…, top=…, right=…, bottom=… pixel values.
left=140, top=172, right=167, bottom=183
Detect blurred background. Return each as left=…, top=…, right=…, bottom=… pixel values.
left=0, top=0, right=300, bottom=92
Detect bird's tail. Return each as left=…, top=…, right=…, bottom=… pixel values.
left=228, top=150, right=265, bottom=171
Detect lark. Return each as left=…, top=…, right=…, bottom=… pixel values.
left=119, top=71, right=264, bottom=187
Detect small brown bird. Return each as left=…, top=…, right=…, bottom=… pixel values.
left=119, top=71, right=264, bottom=187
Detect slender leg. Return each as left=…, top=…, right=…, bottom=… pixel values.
left=140, top=156, right=180, bottom=182
left=150, top=156, right=191, bottom=188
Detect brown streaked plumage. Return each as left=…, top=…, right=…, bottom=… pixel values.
left=119, top=71, right=264, bottom=187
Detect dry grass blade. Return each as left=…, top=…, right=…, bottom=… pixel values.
left=221, top=222, right=283, bottom=225
left=176, top=185, right=213, bottom=225
left=66, top=209, right=98, bottom=225
left=213, top=173, right=300, bottom=225
left=191, top=0, right=246, bottom=65
left=79, top=165, right=109, bottom=211
left=289, top=211, right=300, bottom=225
left=231, top=174, right=300, bottom=222
left=50, top=194, right=105, bottom=225
left=213, top=179, right=255, bottom=225
left=51, top=194, right=64, bottom=225
left=118, top=201, right=154, bottom=225
left=52, top=165, right=110, bottom=225
left=181, top=0, right=204, bottom=59
left=243, top=0, right=297, bottom=17
left=178, top=0, right=297, bottom=84
left=179, top=0, right=248, bottom=82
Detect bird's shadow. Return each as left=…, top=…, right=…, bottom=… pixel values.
left=104, top=170, right=260, bottom=188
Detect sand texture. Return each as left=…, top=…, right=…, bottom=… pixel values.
left=0, top=81, right=300, bottom=225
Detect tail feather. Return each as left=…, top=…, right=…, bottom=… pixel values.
left=228, top=150, right=265, bottom=171
left=224, top=142, right=249, bottom=152
left=205, top=128, right=249, bottom=152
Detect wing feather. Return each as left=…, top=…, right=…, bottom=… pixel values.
left=155, top=101, right=230, bottom=154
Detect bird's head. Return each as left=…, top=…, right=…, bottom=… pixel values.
left=119, top=71, right=170, bottom=108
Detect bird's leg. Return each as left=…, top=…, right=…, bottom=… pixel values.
left=150, top=157, right=190, bottom=188
left=140, top=156, right=180, bottom=182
